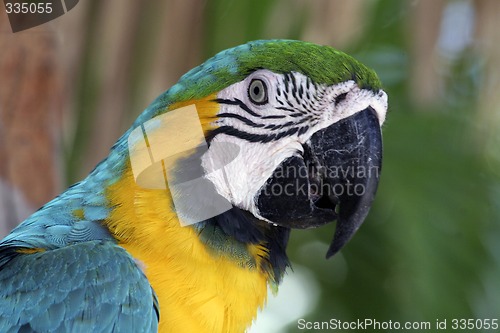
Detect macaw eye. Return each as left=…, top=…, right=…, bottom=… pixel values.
left=248, top=79, right=268, bottom=105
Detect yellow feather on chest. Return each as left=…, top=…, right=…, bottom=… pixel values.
left=105, top=96, right=270, bottom=333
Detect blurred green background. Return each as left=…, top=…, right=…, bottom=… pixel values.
left=1, top=0, right=499, bottom=332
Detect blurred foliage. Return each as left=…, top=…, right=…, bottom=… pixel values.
left=283, top=1, right=500, bottom=332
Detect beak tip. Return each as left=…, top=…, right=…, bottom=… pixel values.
left=325, top=245, right=338, bottom=259
left=324, top=226, right=352, bottom=259
left=325, top=199, right=375, bottom=259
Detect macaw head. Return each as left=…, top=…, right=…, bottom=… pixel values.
left=127, top=40, right=387, bottom=281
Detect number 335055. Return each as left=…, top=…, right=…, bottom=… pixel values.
left=5, top=2, right=53, bottom=14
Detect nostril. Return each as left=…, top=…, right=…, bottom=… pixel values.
left=334, top=92, right=348, bottom=105
left=312, top=183, right=339, bottom=212
left=313, top=192, right=333, bottom=210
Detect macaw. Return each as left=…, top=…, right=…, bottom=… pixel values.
left=0, top=40, right=387, bottom=333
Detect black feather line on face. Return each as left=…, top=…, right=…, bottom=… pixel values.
left=206, top=126, right=302, bottom=144
left=213, top=98, right=261, bottom=118
left=261, top=115, right=286, bottom=120
left=275, top=105, right=296, bottom=113
left=218, top=113, right=266, bottom=128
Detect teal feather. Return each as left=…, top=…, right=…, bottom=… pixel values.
left=0, top=241, right=158, bottom=333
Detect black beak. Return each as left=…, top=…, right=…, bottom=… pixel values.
left=257, top=107, right=382, bottom=258
left=309, top=107, right=382, bottom=258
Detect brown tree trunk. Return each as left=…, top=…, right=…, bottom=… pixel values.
left=475, top=0, right=500, bottom=161
left=410, top=0, right=446, bottom=107
left=300, top=0, right=366, bottom=49
left=0, top=11, right=63, bottom=237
